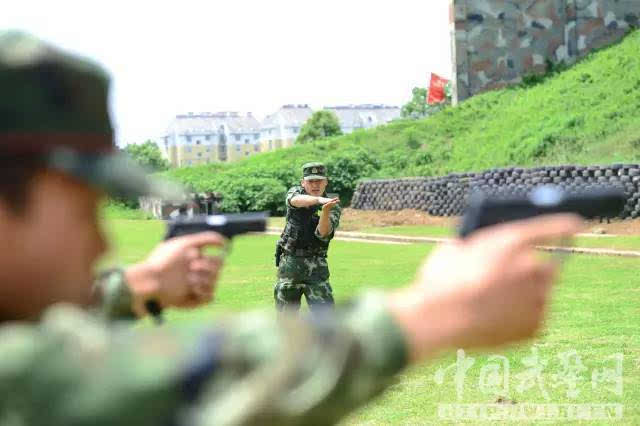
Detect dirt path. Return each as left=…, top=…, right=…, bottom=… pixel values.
left=265, top=227, right=640, bottom=257
left=339, top=208, right=640, bottom=236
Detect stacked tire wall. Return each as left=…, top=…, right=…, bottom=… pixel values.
left=351, top=164, right=640, bottom=219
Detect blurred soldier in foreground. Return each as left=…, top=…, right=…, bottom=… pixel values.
left=274, top=162, right=341, bottom=313
left=0, top=32, right=582, bottom=426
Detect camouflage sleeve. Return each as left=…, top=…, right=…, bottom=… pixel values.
left=315, top=202, right=342, bottom=242
left=0, top=293, right=408, bottom=426
left=285, top=186, right=304, bottom=209
left=92, top=268, right=138, bottom=321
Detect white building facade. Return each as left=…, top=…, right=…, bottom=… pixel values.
left=324, top=104, right=401, bottom=134
left=259, top=104, right=313, bottom=152
left=160, top=112, right=261, bottom=167
left=159, top=104, right=401, bottom=168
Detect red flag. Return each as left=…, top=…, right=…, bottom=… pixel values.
left=427, top=73, right=449, bottom=104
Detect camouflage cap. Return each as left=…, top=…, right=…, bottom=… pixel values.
left=0, top=31, right=183, bottom=200
left=302, top=162, right=327, bottom=180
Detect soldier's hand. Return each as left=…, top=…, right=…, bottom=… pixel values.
left=388, top=214, right=583, bottom=362
left=125, top=232, right=226, bottom=316
left=321, top=197, right=340, bottom=212
left=316, top=196, right=334, bottom=205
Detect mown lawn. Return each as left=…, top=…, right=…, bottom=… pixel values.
left=103, top=219, right=640, bottom=424
left=269, top=218, right=640, bottom=252
left=357, top=223, right=640, bottom=252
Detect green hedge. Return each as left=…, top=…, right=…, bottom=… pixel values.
left=161, top=145, right=380, bottom=214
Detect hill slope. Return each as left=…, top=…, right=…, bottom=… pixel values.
left=164, top=30, right=640, bottom=213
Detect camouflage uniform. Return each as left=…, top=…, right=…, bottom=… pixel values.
left=0, top=32, right=407, bottom=426
left=275, top=177, right=342, bottom=313
left=0, top=270, right=407, bottom=426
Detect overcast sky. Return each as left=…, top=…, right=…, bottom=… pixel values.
left=2, top=0, right=452, bottom=146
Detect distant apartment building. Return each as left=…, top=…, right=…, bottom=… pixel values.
left=159, top=104, right=400, bottom=168
left=324, top=104, right=401, bottom=134
left=159, top=112, right=260, bottom=167
left=259, top=104, right=313, bottom=152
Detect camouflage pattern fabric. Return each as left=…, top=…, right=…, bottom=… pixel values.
left=451, top=0, right=639, bottom=103
left=0, top=31, right=183, bottom=201
left=0, top=272, right=408, bottom=426
left=93, top=268, right=138, bottom=321
left=275, top=186, right=342, bottom=312
left=285, top=186, right=342, bottom=243
left=274, top=254, right=335, bottom=313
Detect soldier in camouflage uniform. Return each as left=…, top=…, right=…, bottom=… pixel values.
left=275, top=163, right=341, bottom=313
left=0, top=31, right=583, bottom=426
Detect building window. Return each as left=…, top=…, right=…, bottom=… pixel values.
left=235, top=134, right=241, bottom=141
left=291, top=127, right=298, bottom=133
left=205, top=135, right=210, bottom=141
left=245, top=152, right=250, bottom=156
left=186, top=147, right=192, bottom=153
left=198, top=153, right=202, bottom=157
left=254, top=144, right=260, bottom=152
left=196, top=140, right=201, bottom=145
left=254, top=134, right=259, bottom=140
left=244, top=139, right=250, bottom=144
left=206, top=147, right=211, bottom=152
left=185, top=135, right=191, bottom=142
left=236, top=144, right=241, bottom=152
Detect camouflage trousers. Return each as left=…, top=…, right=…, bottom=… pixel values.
left=274, top=254, right=334, bottom=313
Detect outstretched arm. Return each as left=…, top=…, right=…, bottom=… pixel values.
left=95, top=232, right=226, bottom=321
left=1, top=214, right=581, bottom=426
left=290, top=194, right=335, bottom=208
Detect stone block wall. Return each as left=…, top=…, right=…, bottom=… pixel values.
left=351, top=164, right=640, bottom=218
left=451, top=0, right=639, bottom=103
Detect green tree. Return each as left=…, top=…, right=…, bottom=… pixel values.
left=123, top=140, right=170, bottom=172
left=296, top=110, right=343, bottom=144
left=401, top=87, right=429, bottom=119
left=401, top=84, right=452, bottom=120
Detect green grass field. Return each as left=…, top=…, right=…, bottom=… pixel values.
left=266, top=218, right=640, bottom=252
left=361, top=225, right=640, bottom=252
left=104, top=219, right=640, bottom=424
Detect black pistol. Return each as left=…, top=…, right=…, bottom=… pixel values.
left=145, top=212, right=268, bottom=323
left=165, top=211, right=268, bottom=240
left=458, top=185, right=626, bottom=238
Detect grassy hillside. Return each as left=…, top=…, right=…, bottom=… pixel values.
left=163, top=30, right=640, bottom=213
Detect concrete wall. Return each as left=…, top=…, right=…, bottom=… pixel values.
left=451, top=0, right=639, bottom=103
